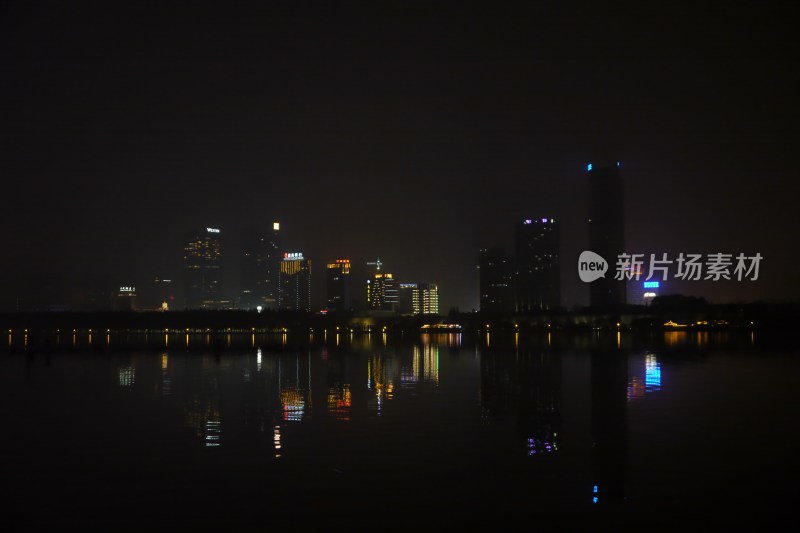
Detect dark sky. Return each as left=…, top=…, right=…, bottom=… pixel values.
left=2, top=0, right=798, bottom=311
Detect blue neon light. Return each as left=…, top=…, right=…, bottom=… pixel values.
left=643, top=281, right=660, bottom=288
left=587, top=163, right=593, bottom=171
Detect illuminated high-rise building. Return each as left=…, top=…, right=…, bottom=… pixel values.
left=398, top=283, right=439, bottom=315
left=278, top=252, right=311, bottom=311
left=419, top=283, right=439, bottom=315
left=183, top=227, right=223, bottom=309
left=366, top=272, right=398, bottom=311
left=326, top=259, right=351, bottom=312
left=240, top=222, right=280, bottom=309
left=588, top=162, right=626, bottom=309
left=515, top=217, right=561, bottom=312
left=479, top=247, right=515, bottom=313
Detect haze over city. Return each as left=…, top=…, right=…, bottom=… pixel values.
left=2, top=1, right=797, bottom=312
left=4, top=4, right=800, bottom=530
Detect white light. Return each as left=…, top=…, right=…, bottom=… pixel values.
left=256, top=305, right=263, bottom=313
left=273, top=222, right=280, bottom=231
left=206, top=227, right=220, bottom=233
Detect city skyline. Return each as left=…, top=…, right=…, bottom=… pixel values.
left=0, top=204, right=765, bottom=313
left=1, top=2, right=797, bottom=312
left=2, top=3, right=797, bottom=527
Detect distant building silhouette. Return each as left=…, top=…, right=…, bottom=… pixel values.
left=278, top=252, right=311, bottom=311
left=183, top=227, right=224, bottom=309
left=479, top=247, right=515, bottom=313
left=112, top=285, right=137, bottom=311
left=138, top=276, right=174, bottom=311
left=625, top=263, right=645, bottom=306
left=326, top=259, right=351, bottom=312
left=240, top=222, right=280, bottom=309
left=398, top=283, right=416, bottom=315
left=514, top=218, right=561, bottom=311
left=588, top=163, right=626, bottom=309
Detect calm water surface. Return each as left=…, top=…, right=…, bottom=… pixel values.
left=1, top=331, right=797, bottom=530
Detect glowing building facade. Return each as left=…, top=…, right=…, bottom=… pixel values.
left=367, top=272, right=399, bottom=311
left=399, top=283, right=439, bottom=315
left=278, top=252, right=311, bottom=311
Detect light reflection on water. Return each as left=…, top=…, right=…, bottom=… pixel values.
left=0, top=331, right=796, bottom=528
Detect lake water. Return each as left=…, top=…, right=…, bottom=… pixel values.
left=1, top=330, right=797, bottom=530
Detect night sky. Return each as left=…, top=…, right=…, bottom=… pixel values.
left=2, top=1, right=798, bottom=311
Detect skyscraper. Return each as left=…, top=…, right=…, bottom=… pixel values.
left=398, top=283, right=418, bottom=315
left=240, top=222, right=280, bottom=309
left=183, top=227, right=223, bottom=309
left=479, top=247, right=515, bottom=313
left=419, top=283, right=439, bottom=315
left=326, top=259, right=351, bottom=312
left=278, top=252, right=311, bottom=311
left=588, top=163, right=626, bottom=309
left=515, top=218, right=561, bottom=311
left=366, top=272, right=398, bottom=311
left=398, top=283, right=439, bottom=315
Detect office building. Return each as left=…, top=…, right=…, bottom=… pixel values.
left=399, top=283, right=439, bottom=315
left=326, top=259, right=352, bottom=312
left=419, top=283, right=439, bottom=315
left=479, top=247, right=515, bottom=313
left=398, top=283, right=418, bottom=315
left=183, top=227, right=223, bottom=309
left=588, top=163, right=626, bottom=309
left=367, top=272, right=399, bottom=311
left=113, top=285, right=137, bottom=311
left=278, top=252, right=311, bottom=311
left=515, top=217, right=560, bottom=311
left=240, top=222, right=280, bottom=309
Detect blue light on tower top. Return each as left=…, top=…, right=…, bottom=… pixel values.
left=617, top=161, right=620, bottom=167
left=643, top=281, right=660, bottom=289
left=587, top=163, right=593, bottom=171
